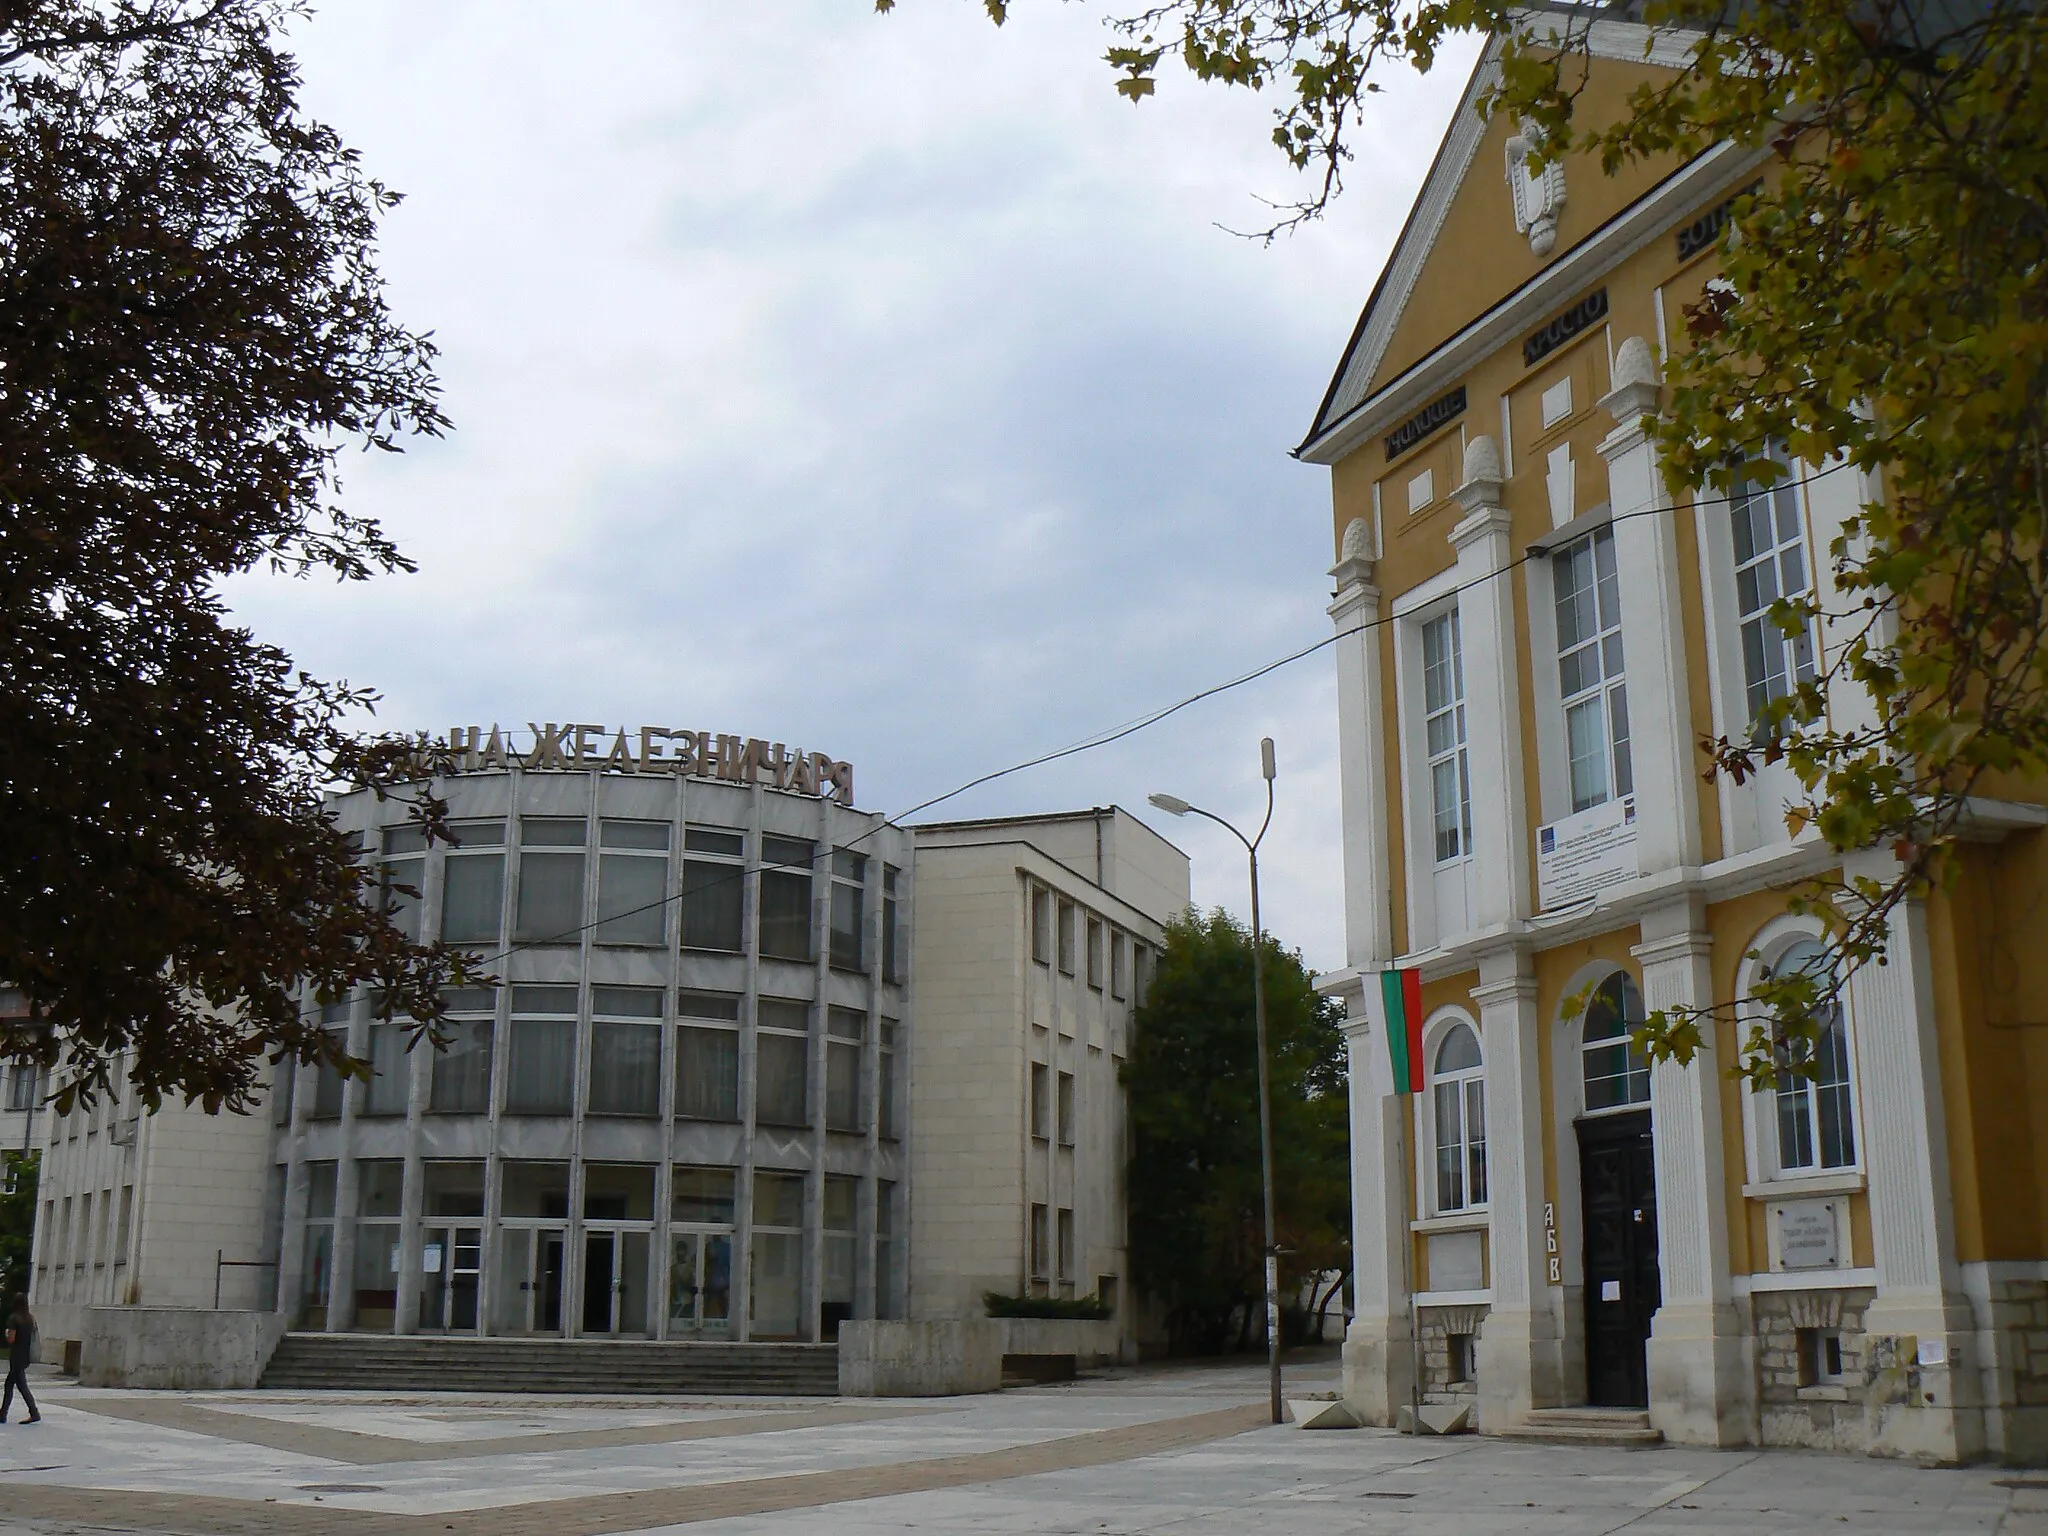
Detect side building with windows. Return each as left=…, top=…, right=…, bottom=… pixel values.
left=21, top=736, right=1189, bottom=1373
left=1303, top=18, right=2048, bottom=1462
left=906, top=809, right=1186, bottom=1356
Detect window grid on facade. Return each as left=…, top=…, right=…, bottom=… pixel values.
left=1057, top=901, right=1077, bottom=975
left=1768, top=939, right=1856, bottom=1172
left=514, top=816, right=587, bottom=946
left=882, top=865, right=903, bottom=983
left=1056, top=1207, right=1075, bottom=1289
left=1732, top=452, right=1818, bottom=725
left=1030, top=1202, right=1050, bottom=1281
left=1030, top=1062, right=1050, bottom=1141
left=1552, top=526, right=1632, bottom=813
left=441, top=820, right=505, bottom=945
left=755, top=998, right=812, bottom=1128
left=676, top=991, right=741, bottom=1122
left=1422, top=607, right=1472, bottom=863
left=1030, top=886, right=1052, bottom=965
left=505, top=985, right=578, bottom=1115
left=1431, top=1022, right=1487, bottom=1213
left=1085, top=918, right=1105, bottom=990
left=429, top=988, right=497, bottom=1115
left=588, top=985, right=662, bottom=1117
left=826, top=1007, right=865, bottom=1133
left=1056, top=1071, right=1075, bottom=1146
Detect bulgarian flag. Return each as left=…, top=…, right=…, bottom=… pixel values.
left=1366, top=967, right=1425, bottom=1098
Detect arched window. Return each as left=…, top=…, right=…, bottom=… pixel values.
left=1581, top=971, right=1650, bottom=1113
left=1432, top=1021, right=1486, bottom=1212
left=1765, top=939, right=1855, bottom=1172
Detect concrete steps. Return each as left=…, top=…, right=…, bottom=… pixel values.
left=1498, top=1407, right=1664, bottom=1447
left=259, top=1333, right=840, bottom=1395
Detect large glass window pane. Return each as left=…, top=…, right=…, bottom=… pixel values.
left=312, top=1028, right=347, bottom=1119
left=440, top=854, right=504, bottom=944
left=883, top=866, right=902, bottom=983
left=830, top=878, right=864, bottom=970
left=363, top=1024, right=409, bottom=1117
left=879, top=1023, right=901, bottom=1141
left=589, top=1022, right=660, bottom=1116
left=751, top=1231, right=803, bottom=1339
left=672, top=1167, right=737, bottom=1224
left=584, top=1163, right=655, bottom=1221
left=515, top=851, right=586, bottom=945
left=756, top=1032, right=809, bottom=1127
left=676, top=1028, right=739, bottom=1121
left=506, top=1020, right=576, bottom=1114
left=430, top=1019, right=494, bottom=1114
left=352, top=1223, right=401, bottom=1329
left=381, top=857, right=425, bottom=941
left=759, top=870, right=812, bottom=961
left=1581, top=972, right=1651, bottom=1111
left=682, top=861, right=744, bottom=952
left=357, top=1159, right=403, bottom=1216
left=596, top=853, right=667, bottom=947
left=601, top=819, right=669, bottom=851
left=1553, top=527, right=1630, bottom=813
left=423, top=1160, right=485, bottom=1217
left=500, top=1160, right=571, bottom=1219
left=826, top=1040, right=861, bottom=1133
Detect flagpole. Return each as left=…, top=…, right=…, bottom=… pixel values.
left=1403, top=1094, right=1421, bottom=1435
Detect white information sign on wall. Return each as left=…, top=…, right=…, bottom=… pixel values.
left=1536, top=796, right=1640, bottom=909
left=1776, top=1200, right=1840, bottom=1270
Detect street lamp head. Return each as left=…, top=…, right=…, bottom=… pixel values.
left=1260, top=737, right=1277, bottom=783
left=1147, top=792, right=1192, bottom=817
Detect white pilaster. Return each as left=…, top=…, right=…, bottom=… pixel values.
left=1450, top=439, right=1531, bottom=928
left=1330, top=522, right=1412, bottom=1421
left=1635, top=895, right=1751, bottom=1445
left=1330, top=522, right=1391, bottom=968
left=1845, top=846, right=1984, bottom=1461
left=1471, top=945, right=1558, bottom=1428
left=1342, top=1016, right=1414, bottom=1423
left=1599, top=338, right=1701, bottom=876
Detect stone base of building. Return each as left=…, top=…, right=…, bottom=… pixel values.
left=837, top=1318, right=1127, bottom=1396
left=1647, top=1299, right=1754, bottom=1447
left=1341, top=1313, right=1415, bottom=1427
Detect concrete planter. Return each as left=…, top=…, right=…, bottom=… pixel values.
left=78, top=1308, right=288, bottom=1390
left=838, top=1317, right=1128, bottom=1396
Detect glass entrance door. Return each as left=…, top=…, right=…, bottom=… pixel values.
left=667, top=1230, right=733, bottom=1337
left=581, top=1228, right=650, bottom=1336
left=419, top=1224, right=483, bottom=1332
left=492, top=1226, right=566, bottom=1336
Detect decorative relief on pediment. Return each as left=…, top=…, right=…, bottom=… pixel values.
left=1506, top=118, right=1568, bottom=257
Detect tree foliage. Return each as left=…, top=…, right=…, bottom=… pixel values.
left=897, top=0, right=2048, bottom=1081
left=1122, top=907, right=1348, bottom=1354
left=0, top=1, right=469, bottom=1113
left=0, top=1152, right=39, bottom=1301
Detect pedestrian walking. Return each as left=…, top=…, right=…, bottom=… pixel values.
left=3, top=1292, right=39, bottom=1424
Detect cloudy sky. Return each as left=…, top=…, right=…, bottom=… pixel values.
left=231, top=2, right=1481, bottom=971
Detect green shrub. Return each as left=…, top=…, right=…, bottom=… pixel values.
left=982, top=1290, right=1112, bottom=1320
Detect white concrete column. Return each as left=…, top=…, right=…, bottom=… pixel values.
left=1599, top=336, right=1702, bottom=876
left=1330, top=521, right=1391, bottom=969
left=1635, top=895, right=1751, bottom=1445
left=1471, top=945, right=1559, bottom=1428
left=1342, top=1014, right=1414, bottom=1423
left=1330, top=522, right=1413, bottom=1421
left=1450, top=441, right=1530, bottom=929
left=1844, top=846, right=1984, bottom=1461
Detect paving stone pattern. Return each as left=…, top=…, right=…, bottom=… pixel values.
left=0, top=1360, right=2043, bottom=1535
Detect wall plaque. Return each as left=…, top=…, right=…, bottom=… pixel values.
left=1776, top=1200, right=1840, bottom=1270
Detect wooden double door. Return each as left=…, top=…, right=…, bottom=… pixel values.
left=1576, top=1110, right=1660, bottom=1408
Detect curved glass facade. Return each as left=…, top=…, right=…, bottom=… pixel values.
left=272, top=766, right=911, bottom=1342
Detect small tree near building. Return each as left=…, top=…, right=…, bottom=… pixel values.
left=0, top=1151, right=39, bottom=1300
left=1123, top=908, right=1349, bottom=1354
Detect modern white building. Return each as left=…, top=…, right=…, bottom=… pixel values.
left=23, top=729, right=1188, bottom=1372
left=909, top=810, right=1184, bottom=1354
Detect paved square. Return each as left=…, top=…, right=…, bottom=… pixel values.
left=0, top=1358, right=2040, bottom=1534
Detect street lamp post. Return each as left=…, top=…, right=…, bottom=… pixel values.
left=1149, top=736, right=1283, bottom=1426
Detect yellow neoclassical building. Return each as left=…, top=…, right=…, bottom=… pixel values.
left=1304, top=17, right=2048, bottom=1461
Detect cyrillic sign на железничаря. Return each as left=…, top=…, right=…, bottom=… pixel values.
left=425, top=724, right=855, bottom=806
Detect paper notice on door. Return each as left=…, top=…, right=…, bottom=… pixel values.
left=423, top=1244, right=443, bottom=1274
left=1600, top=1279, right=1622, bottom=1302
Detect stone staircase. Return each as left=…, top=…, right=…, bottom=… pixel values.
left=1497, top=1407, right=1664, bottom=1447
left=259, top=1333, right=841, bottom=1395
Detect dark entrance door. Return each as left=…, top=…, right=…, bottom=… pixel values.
left=1577, top=1109, right=1659, bottom=1408
left=583, top=1233, right=616, bottom=1333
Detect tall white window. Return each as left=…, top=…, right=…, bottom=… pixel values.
left=1580, top=971, right=1651, bottom=1113
left=1731, top=453, right=1817, bottom=725
left=1766, top=939, right=1856, bottom=1172
left=1552, top=527, right=1631, bottom=812
left=1431, top=1021, right=1487, bottom=1213
left=1422, top=609, right=1472, bottom=864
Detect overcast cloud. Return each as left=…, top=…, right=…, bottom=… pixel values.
left=228, top=2, right=1481, bottom=971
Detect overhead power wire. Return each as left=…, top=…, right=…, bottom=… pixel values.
left=324, top=459, right=1857, bottom=1020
